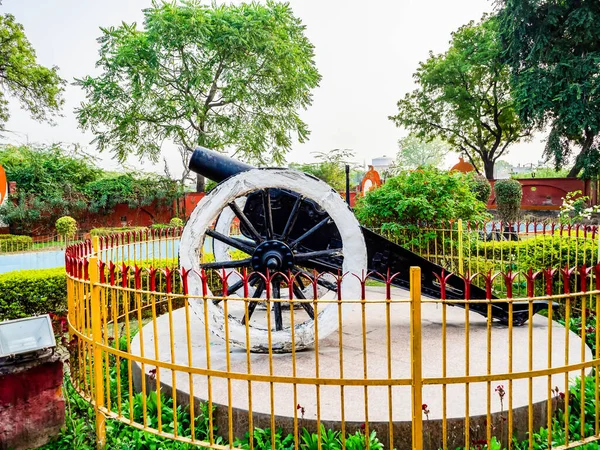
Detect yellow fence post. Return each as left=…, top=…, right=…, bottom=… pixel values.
left=410, top=266, right=424, bottom=450
left=90, top=237, right=106, bottom=448
left=457, top=219, right=464, bottom=275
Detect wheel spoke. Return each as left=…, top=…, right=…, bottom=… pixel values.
left=289, top=217, right=331, bottom=249
left=201, top=258, right=252, bottom=269
left=206, top=229, right=255, bottom=255
left=213, top=275, right=256, bottom=305
left=272, top=280, right=283, bottom=331
left=242, top=280, right=265, bottom=325
left=292, top=282, right=315, bottom=320
left=293, top=268, right=338, bottom=291
left=262, top=189, right=274, bottom=240
left=281, top=195, right=303, bottom=241
left=228, top=201, right=263, bottom=243
left=294, top=248, right=342, bottom=262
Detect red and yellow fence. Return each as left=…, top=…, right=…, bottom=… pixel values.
left=66, top=225, right=600, bottom=449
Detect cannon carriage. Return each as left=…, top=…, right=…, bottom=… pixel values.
left=179, top=147, right=549, bottom=353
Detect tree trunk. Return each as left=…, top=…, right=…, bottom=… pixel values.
left=567, top=130, right=595, bottom=178
left=483, top=158, right=495, bottom=180
left=196, top=173, right=206, bottom=193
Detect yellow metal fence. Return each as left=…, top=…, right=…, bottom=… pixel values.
left=66, top=229, right=600, bottom=450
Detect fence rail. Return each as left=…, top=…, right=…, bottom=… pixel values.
left=66, top=224, right=600, bottom=450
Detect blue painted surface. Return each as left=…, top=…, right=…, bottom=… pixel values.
left=0, top=249, right=65, bottom=274
left=0, top=240, right=184, bottom=274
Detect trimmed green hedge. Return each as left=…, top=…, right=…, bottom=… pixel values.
left=0, top=267, right=67, bottom=321
left=0, top=234, right=33, bottom=252
left=90, top=226, right=147, bottom=237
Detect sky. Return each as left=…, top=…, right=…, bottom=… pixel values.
left=1, top=0, right=546, bottom=179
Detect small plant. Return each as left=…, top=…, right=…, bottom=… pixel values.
left=558, top=190, right=600, bottom=225
left=494, top=179, right=522, bottom=224
left=55, top=216, right=77, bottom=241
left=468, top=173, right=492, bottom=203
left=169, top=217, right=184, bottom=227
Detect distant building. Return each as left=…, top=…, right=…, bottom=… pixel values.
left=371, top=155, right=394, bottom=173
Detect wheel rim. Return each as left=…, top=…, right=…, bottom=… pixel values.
left=180, top=168, right=367, bottom=353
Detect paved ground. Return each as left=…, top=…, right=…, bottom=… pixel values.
left=131, top=286, right=591, bottom=422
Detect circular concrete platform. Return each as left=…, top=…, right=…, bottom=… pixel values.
left=131, top=287, right=592, bottom=448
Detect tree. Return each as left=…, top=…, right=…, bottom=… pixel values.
left=0, top=14, right=64, bottom=130
left=497, top=0, right=600, bottom=178
left=76, top=1, right=321, bottom=191
left=389, top=17, right=529, bottom=179
left=289, top=148, right=357, bottom=191
left=395, top=134, right=449, bottom=170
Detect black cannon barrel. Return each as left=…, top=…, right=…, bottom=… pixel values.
left=188, top=147, right=254, bottom=183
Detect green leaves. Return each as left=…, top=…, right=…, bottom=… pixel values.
left=494, top=178, right=522, bottom=223
left=497, top=0, right=600, bottom=178
left=390, top=16, right=528, bottom=179
left=0, top=14, right=64, bottom=130
left=76, top=2, right=321, bottom=171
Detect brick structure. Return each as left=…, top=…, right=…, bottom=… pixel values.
left=0, top=354, right=64, bottom=450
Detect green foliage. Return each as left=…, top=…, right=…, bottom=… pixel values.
left=89, top=226, right=148, bottom=237
left=467, top=173, right=492, bottom=203
left=290, top=149, right=358, bottom=191
left=0, top=267, right=66, bottom=321
left=558, top=191, right=600, bottom=225
left=497, top=0, right=600, bottom=178
left=514, top=167, right=570, bottom=179
left=0, top=145, right=180, bottom=233
left=355, top=167, right=491, bottom=233
left=494, top=179, right=522, bottom=223
left=170, top=217, right=184, bottom=227
left=83, top=173, right=181, bottom=213
left=55, top=216, right=77, bottom=239
left=0, top=234, right=33, bottom=252
left=76, top=1, right=321, bottom=190
left=390, top=16, right=529, bottom=179
left=0, top=14, right=64, bottom=130
left=396, top=134, right=449, bottom=170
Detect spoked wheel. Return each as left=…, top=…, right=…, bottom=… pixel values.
left=180, top=168, right=367, bottom=353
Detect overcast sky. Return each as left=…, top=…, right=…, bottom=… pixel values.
left=1, top=0, right=546, bottom=178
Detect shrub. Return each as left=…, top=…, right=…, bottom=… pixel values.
left=0, top=267, right=67, bottom=321
left=467, top=173, right=492, bottom=203
left=494, top=179, right=522, bottom=223
left=0, top=234, right=33, bottom=252
left=150, top=223, right=170, bottom=229
left=355, top=166, right=491, bottom=233
left=55, top=216, right=77, bottom=239
left=90, top=226, right=147, bottom=237
left=169, top=217, right=184, bottom=227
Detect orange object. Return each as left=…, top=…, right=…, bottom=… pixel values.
left=0, top=165, right=7, bottom=204
left=361, top=165, right=382, bottom=195
left=450, top=157, right=475, bottom=173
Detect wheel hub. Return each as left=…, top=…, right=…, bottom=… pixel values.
left=252, top=240, right=294, bottom=272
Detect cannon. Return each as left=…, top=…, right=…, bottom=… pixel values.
left=179, top=147, right=549, bottom=353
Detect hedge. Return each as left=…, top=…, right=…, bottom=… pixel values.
left=0, top=267, right=67, bottom=321
left=90, top=226, right=147, bottom=237
left=0, top=234, right=33, bottom=252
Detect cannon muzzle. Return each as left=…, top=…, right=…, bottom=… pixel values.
left=188, top=147, right=254, bottom=183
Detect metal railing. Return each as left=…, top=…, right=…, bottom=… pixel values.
left=65, top=225, right=600, bottom=450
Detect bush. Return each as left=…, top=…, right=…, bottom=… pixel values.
left=0, top=267, right=67, bottom=321
left=56, top=216, right=78, bottom=239
left=0, top=234, right=33, bottom=252
left=150, top=223, right=170, bottom=229
left=90, top=226, right=147, bottom=237
left=169, top=217, right=184, bottom=227
left=494, top=179, right=522, bottom=223
left=467, top=173, right=492, bottom=203
left=355, top=167, right=491, bottom=233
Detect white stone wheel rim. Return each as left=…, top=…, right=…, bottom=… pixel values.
left=213, top=197, right=334, bottom=300
left=180, top=168, right=367, bottom=353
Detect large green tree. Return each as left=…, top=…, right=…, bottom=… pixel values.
left=0, top=14, right=64, bottom=130
left=497, top=0, right=600, bottom=178
left=77, top=1, right=321, bottom=191
left=390, top=17, right=529, bottom=179
left=395, top=133, right=449, bottom=170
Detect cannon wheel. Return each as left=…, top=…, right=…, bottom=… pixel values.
left=180, top=168, right=367, bottom=353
